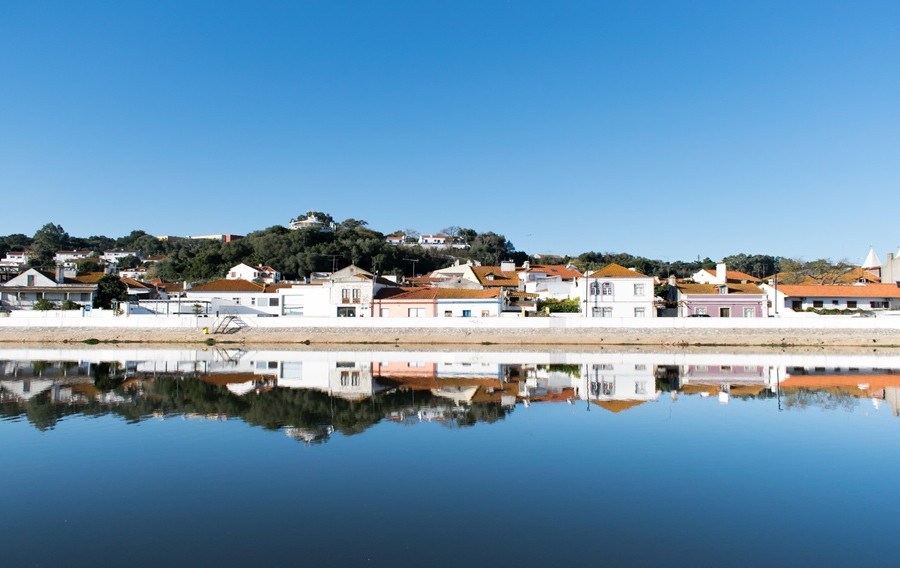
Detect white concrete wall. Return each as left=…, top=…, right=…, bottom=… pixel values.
left=3, top=311, right=900, bottom=331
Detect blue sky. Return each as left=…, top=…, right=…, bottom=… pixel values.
left=1, top=1, right=898, bottom=264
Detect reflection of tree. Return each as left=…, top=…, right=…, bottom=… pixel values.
left=1, top=374, right=513, bottom=438
left=782, top=388, right=858, bottom=411
left=92, top=362, right=125, bottom=392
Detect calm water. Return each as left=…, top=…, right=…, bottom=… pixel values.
left=3, top=347, right=900, bottom=567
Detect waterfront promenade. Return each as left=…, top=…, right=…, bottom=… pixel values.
left=2, top=311, right=900, bottom=347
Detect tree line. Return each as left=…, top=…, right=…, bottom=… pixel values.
left=0, top=216, right=856, bottom=284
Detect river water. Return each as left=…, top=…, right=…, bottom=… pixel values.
left=3, top=347, right=900, bottom=567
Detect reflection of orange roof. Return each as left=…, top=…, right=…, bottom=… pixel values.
left=591, top=399, right=646, bottom=413
left=729, top=385, right=766, bottom=397
left=680, top=384, right=720, bottom=395
left=471, top=381, right=520, bottom=403
left=527, top=388, right=576, bottom=403
left=781, top=374, right=900, bottom=390
left=381, top=375, right=504, bottom=391
left=200, top=373, right=275, bottom=386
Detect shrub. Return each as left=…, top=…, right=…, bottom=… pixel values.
left=33, top=298, right=56, bottom=311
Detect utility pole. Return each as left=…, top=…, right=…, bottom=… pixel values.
left=404, top=258, right=419, bottom=279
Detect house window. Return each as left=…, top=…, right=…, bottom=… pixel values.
left=380, top=308, right=390, bottom=317
left=601, top=307, right=613, bottom=317
left=695, top=307, right=708, bottom=315
left=341, top=289, right=350, bottom=302
left=337, top=307, right=356, bottom=317
left=408, top=308, right=425, bottom=317
left=813, top=300, right=823, bottom=308
left=268, top=298, right=279, bottom=307
left=481, top=310, right=490, bottom=317
left=462, top=310, right=472, bottom=317
left=832, top=300, right=839, bottom=305
left=634, top=283, right=645, bottom=296
left=601, top=282, right=613, bottom=296
left=26, top=275, right=34, bottom=286
left=743, top=307, right=755, bottom=317
left=634, top=307, right=646, bottom=318
left=592, top=307, right=600, bottom=317
left=635, top=381, right=648, bottom=395
left=847, top=301, right=857, bottom=309
left=719, top=307, right=731, bottom=317
left=589, top=282, right=600, bottom=296
left=352, top=289, right=361, bottom=302
left=444, top=310, right=453, bottom=317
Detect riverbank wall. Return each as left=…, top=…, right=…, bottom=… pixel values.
left=2, top=311, right=900, bottom=347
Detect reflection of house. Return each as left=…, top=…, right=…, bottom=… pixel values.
left=780, top=370, right=900, bottom=415
left=580, top=264, right=655, bottom=318
left=576, top=362, right=658, bottom=412
left=1, top=268, right=97, bottom=309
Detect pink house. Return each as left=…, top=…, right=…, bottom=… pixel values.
left=675, top=282, right=767, bottom=317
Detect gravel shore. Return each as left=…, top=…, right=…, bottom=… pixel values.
left=2, top=325, right=900, bottom=348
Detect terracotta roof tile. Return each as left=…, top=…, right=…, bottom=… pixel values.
left=589, top=263, right=649, bottom=279
left=472, top=266, right=519, bottom=287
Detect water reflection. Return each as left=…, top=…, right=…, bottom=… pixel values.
left=3, top=348, right=900, bottom=439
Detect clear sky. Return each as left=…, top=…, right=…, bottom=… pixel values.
left=1, top=0, right=898, bottom=264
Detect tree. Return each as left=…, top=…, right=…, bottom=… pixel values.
left=31, top=223, right=69, bottom=267
left=116, top=255, right=142, bottom=270
left=93, top=274, right=127, bottom=309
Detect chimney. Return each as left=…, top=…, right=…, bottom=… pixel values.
left=55, top=266, right=65, bottom=284
left=668, top=275, right=677, bottom=286
left=500, top=260, right=515, bottom=272
left=716, top=263, right=727, bottom=283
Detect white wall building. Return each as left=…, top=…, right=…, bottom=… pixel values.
left=226, top=263, right=282, bottom=283
left=579, top=264, right=656, bottom=318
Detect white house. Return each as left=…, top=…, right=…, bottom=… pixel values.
left=100, top=250, right=138, bottom=264
left=691, top=263, right=761, bottom=285
left=762, top=282, right=900, bottom=314
left=226, top=263, right=282, bottom=284
left=54, top=250, right=93, bottom=266
left=288, top=213, right=335, bottom=232
left=372, top=288, right=503, bottom=318
left=516, top=262, right=582, bottom=300
left=580, top=264, right=656, bottom=318
left=0, top=268, right=97, bottom=310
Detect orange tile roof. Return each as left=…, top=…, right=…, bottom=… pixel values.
left=472, top=266, right=519, bottom=287
left=777, top=283, right=900, bottom=299
left=188, top=279, right=266, bottom=293
left=589, top=263, right=649, bottom=279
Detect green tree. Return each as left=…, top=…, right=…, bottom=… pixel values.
left=31, top=223, right=69, bottom=267
left=93, top=275, right=127, bottom=309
